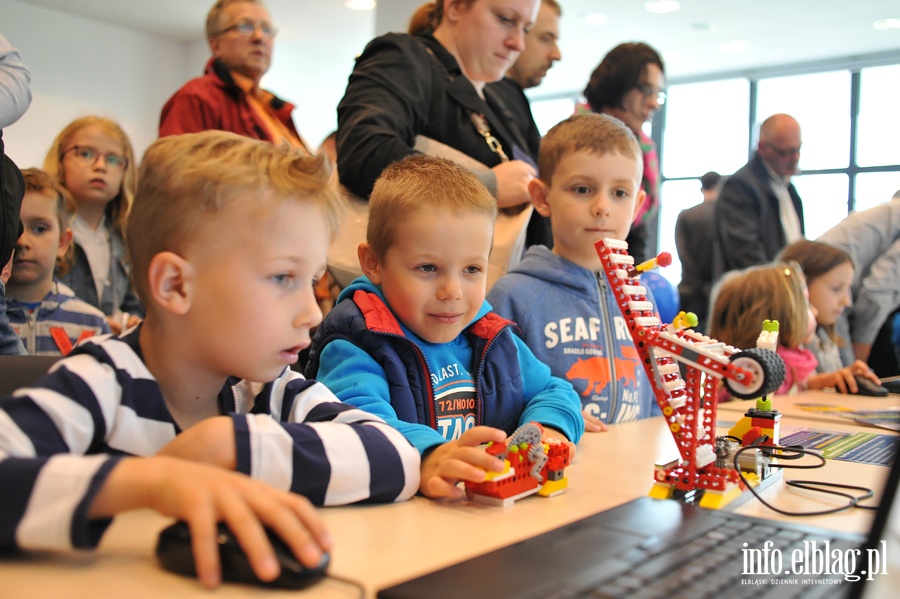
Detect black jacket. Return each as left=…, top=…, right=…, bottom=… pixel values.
left=715, top=153, right=804, bottom=275
left=336, top=33, right=534, bottom=200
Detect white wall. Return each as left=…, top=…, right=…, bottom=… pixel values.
left=1, top=0, right=366, bottom=169
left=2, top=0, right=193, bottom=168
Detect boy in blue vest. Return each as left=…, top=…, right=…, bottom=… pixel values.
left=307, top=155, right=583, bottom=499
left=0, top=131, right=420, bottom=588
left=488, top=113, right=661, bottom=432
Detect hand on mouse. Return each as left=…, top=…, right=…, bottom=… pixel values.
left=808, top=360, right=881, bottom=393
left=88, top=456, right=332, bottom=588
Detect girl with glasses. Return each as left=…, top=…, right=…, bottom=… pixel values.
left=43, top=116, right=143, bottom=334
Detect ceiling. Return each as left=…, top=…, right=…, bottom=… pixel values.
left=16, top=0, right=900, bottom=97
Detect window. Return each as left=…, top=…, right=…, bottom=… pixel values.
left=529, top=97, right=576, bottom=136
left=756, top=71, right=851, bottom=170
left=658, top=179, right=706, bottom=286
left=857, top=64, right=900, bottom=168
left=653, top=59, right=898, bottom=297
left=791, top=174, right=850, bottom=239
left=855, top=172, right=900, bottom=212
left=661, top=79, right=750, bottom=179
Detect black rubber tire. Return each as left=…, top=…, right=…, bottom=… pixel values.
left=725, top=347, right=786, bottom=399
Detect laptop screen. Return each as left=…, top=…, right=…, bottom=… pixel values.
left=853, top=435, right=900, bottom=598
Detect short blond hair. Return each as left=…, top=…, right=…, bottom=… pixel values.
left=127, top=130, right=341, bottom=303
left=207, top=0, right=263, bottom=39
left=42, top=116, right=137, bottom=238
left=367, top=154, right=496, bottom=259
left=709, top=263, right=810, bottom=351
left=538, top=113, right=642, bottom=186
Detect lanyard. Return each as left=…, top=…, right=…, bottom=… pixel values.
left=470, top=113, right=509, bottom=163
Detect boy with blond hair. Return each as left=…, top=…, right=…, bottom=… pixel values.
left=488, top=113, right=660, bottom=431
left=0, top=131, right=419, bottom=588
left=306, top=155, right=583, bottom=500
left=5, top=168, right=110, bottom=355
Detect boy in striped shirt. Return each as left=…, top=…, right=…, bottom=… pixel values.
left=0, top=131, right=419, bottom=588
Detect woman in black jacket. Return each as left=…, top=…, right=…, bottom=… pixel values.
left=336, top=0, right=541, bottom=239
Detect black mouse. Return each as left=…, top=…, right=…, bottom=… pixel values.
left=837, top=375, right=890, bottom=397
left=156, top=521, right=329, bottom=589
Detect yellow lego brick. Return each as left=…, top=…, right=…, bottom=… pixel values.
left=648, top=483, right=674, bottom=499
left=537, top=477, right=569, bottom=497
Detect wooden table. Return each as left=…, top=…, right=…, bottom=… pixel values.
left=2, top=413, right=895, bottom=598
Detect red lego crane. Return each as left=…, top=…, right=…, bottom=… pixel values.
left=594, top=238, right=785, bottom=509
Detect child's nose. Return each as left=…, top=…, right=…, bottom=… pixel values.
left=592, top=199, right=611, bottom=217
left=294, top=290, right=323, bottom=330
left=439, top=277, right=463, bottom=300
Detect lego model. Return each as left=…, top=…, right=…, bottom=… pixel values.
left=465, top=422, right=573, bottom=507
left=594, top=238, right=786, bottom=509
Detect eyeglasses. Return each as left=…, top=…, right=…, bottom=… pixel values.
left=763, top=142, right=801, bottom=158
left=636, top=82, right=666, bottom=105
left=62, top=146, right=128, bottom=170
left=215, top=19, right=278, bottom=38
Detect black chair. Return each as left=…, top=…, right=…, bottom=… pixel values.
left=0, top=355, right=61, bottom=397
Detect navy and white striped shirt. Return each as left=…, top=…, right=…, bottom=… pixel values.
left=0, top=329, right=420, bottom=552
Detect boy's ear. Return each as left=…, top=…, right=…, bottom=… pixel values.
left=146, top=252, right=194, bottom=316
left=57, top=227, right=73, bottom=258
left=357, top=242, right=382, bottom=285
left=632, top=188, right=647, bottom=222
left=529, top=178, right=552, bottom=218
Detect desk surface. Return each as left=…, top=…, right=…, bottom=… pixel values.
left=717, top=389, right=900, bottom=426
left=2, top=408, right=894, bottom=598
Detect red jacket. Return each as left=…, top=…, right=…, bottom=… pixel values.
left=159, top=58, right=300, bottom=142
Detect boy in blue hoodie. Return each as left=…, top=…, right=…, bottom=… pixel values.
left=488, top=113, right=661, bottom=431
left=307, top=155, right=583, bottom=500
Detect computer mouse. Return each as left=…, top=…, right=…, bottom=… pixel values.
left=837, top=375, right=890, bottom=397
left=155, top=520, right=330, bottom=589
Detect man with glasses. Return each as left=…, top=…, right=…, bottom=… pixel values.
left=159, top=0, right=308, bottom=151
left=579, top=42, right=665, bottom=263
left=715, top=113, right=804, bottom=274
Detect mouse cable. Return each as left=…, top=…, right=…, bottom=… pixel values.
left=325, top=572, right=366, bottom=599
left=733, top=444, right=875, bottom=517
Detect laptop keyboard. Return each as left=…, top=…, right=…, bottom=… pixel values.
left=547, top=517, right=857, bottom=599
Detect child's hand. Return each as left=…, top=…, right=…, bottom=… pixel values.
left=1, top=253, right=13, bottom=285
left=420, top=426, right=507, bottom=499
left=849, top=360, right=881, bottom=385
left=541, top=425, right=577, bottom=458
left=89, top=456, right=331, bottom=589
left=810, top=360, right=880, bottom=393
left=581, top=410, right=608, bottom=433
left=157, top=416, right=237, bottom=469
left=107, top=313, right=142, bottom=335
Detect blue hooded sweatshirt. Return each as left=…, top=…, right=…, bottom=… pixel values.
left=306, top=277, right=584, bottom=455
left=488, top=246, right=661, bottom=424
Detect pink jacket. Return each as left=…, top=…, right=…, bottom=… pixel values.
left=775, top=345, right=819, bottom=394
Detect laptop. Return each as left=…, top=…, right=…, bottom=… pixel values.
left=379, top=440, right=899, bottom=599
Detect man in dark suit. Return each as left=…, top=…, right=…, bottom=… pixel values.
left=487, top=0, right=561, bottom=248
left=716, top=113, right=804, bottom=274
left=675, top=171, right=721, bottom=333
